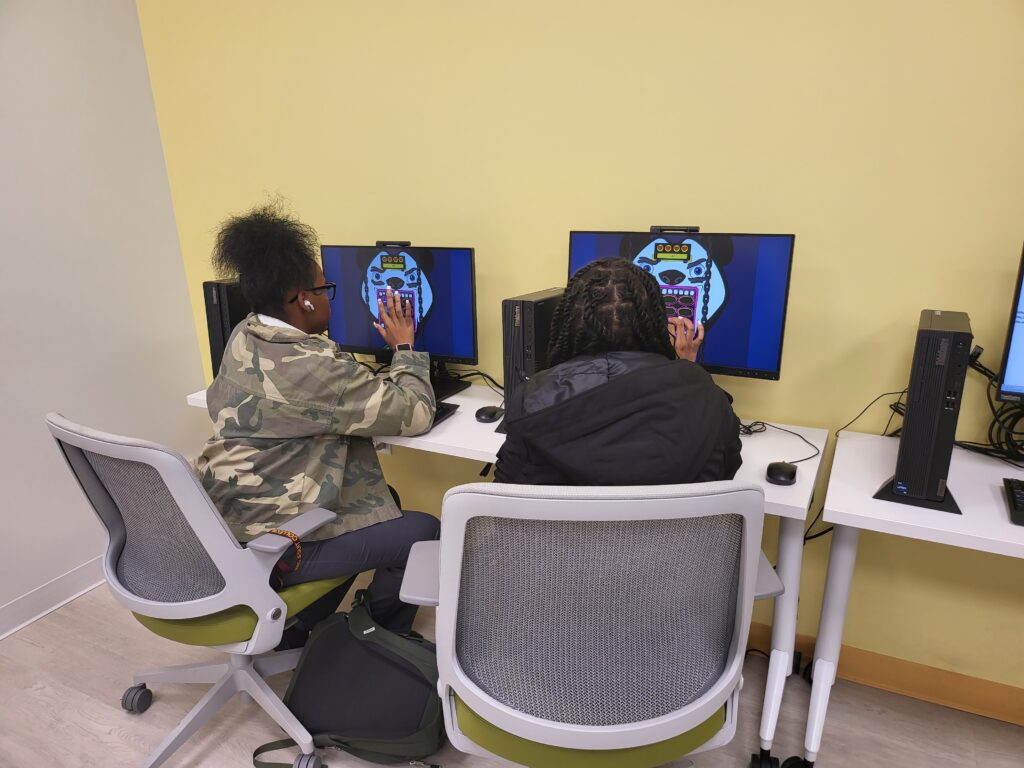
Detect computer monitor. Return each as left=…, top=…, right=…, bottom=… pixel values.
left=568, top=231, right=795, bottom=380
left=321, top=245, right=478, bottom=398
left=996, top=243, right=1024, bottom=402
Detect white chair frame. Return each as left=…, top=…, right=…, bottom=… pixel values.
left=402, top=480, right=766, bottom=764
left=46, top=413, right=337, bottom=768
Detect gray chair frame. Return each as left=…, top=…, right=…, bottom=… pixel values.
left=401, top=480, right=768, bottom=765
left=45, top=413, right=336, bottom=768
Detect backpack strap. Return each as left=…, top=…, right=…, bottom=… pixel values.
left=254, top=736, right=441, bottom=767
left=347, top=591, right=438, bottom=683
left=252, top=736, right=333, bottom=768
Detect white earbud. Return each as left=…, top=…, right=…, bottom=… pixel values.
left=304, top=300, right=315, bottom=311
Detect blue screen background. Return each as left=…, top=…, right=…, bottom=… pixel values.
left=321, top=245, right=476, bottom=362
left=568, top=232, right=794, bottom=376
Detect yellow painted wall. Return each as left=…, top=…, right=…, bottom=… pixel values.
left=137, top=0, right=1024, bottom=687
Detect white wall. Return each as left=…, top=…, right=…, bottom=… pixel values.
left=0, top=0, right=209, bottom=636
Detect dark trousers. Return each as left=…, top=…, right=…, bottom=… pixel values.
left=279, top=510, right=440, bottom=633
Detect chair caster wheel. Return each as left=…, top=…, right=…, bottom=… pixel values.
left=750, top=750, right=780, bottom=768
left=782, top=757, right=811, bottom=768
left=802, top=660, right=814, bottom=684
left=121, top=683, right=152, bottom=714
left=293, top=753, right=321, bottom=768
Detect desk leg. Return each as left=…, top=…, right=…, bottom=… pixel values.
left=803, top=524, right=860, bottom=764
left=758, top=516, right=804, bottom=753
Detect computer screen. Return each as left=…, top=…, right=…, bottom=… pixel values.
left=997, top=243, right=1024, bottom=402
left=568, top=231, right=795, bottom=379
left=321, top=245, right=478, bottom=364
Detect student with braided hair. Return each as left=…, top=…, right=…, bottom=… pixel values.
left=494, top=258, right=742, bottom=485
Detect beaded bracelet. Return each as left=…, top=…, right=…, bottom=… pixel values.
left=268, top=529, right=302, bottom=572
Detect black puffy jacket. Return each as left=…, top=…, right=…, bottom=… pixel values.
left=494, top=351, right=742, bottom=485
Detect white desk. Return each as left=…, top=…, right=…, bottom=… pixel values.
left=186, top=384, right=826, bottom=757
left=802, top=431, right=1024, bottom=764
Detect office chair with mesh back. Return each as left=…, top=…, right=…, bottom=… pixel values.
left=402, top=481, right=765, bottom=768
left=45, top=413, right=348, bottom=768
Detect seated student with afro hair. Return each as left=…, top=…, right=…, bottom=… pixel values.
left=195, top=202, right=438, bottom=647
left=495, top=258, right=742, bottom=485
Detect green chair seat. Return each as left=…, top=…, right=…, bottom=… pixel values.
left=454, top=694, right=725, bottom=768
left=132, top=576, right=349, bottom=646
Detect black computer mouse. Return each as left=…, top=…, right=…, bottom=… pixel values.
left=766, top=461, right=798, bottom=486
left=475, top=406, right=505, bottom=423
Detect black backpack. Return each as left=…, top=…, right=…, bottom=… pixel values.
left=253, top=590, right=445, bottom=767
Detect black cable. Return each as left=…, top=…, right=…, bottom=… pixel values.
left=804, top=526, right=834, bottom=541
left=800, top=492, right=832, bottom=542
left=990, top=401, right=1024, bottom=462
left=882, top=390, right=905, bottom=437
left=455, top=369, right=504, bottom=397
left=764, top=423, right=821, bottom=464
left=949, top=358, right=1024, bottom=467
left=803, top=506, right=824, bottom=539
left=455, top=369, right=503, bottom=389
left=357, top=360, right=388, bottom=374
left=885, top=402, right=906, bottom=437
left=740, top=421, right=820, bottom=463
left=481, top=379, right=505, bottom=398
left=956, top=439, right=1024, bottom=469
left=835, top=389, right=908, bottom=435
left=969, top=355, right=998, bottom=382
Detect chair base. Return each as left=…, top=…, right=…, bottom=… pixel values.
left=132, top=651, right=311, bottom=768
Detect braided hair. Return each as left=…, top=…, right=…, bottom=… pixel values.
left=548, top=258, right=675, bottom=368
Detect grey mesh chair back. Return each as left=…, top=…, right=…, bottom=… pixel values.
left=45, top=413, right=346, bottom=768
left=45, top=412, right=289, bottom=649
left=456, top=515, right=742, bottom=726
left=436, top=481, right=764, bottom=754
left=64, top=438, right=226, bottom=602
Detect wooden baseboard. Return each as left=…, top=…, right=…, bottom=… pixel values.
left=747, top=622, right=1024, bottom=726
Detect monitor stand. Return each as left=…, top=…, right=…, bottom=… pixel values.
left=431, top=361, right=470, bottom=402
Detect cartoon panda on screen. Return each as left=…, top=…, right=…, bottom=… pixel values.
left=360, top=249, right=434, bottom=331
left=619, top=235, right=733, bottom=327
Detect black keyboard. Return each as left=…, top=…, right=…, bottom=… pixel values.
left=431, top=401, right=459, bottom=429
left=1003, top=478, right=1024, bottom=526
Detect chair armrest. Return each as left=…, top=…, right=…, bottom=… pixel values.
left=399, top=540, right=440, bottom=606
left=754, top=551, right=784, bottom=600
left=246, top=508, right=338, bottom=555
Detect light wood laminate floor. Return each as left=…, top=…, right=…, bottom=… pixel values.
left=0, top=585, right=1020, bottom=767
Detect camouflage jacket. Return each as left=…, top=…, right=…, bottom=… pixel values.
left=195, top=315, right=435, bottom=542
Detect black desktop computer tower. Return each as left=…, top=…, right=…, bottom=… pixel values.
left=875, top=310, right=972, bottom=513
left=501, top=287, right=563, bottom=422
left=203, top=280, right=251, bottom=378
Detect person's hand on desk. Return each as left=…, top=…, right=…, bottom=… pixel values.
left=374, top=287, right=416, bottom=349
left=669, top=317, right=704, bottom=362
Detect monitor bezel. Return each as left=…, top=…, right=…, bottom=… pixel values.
left=567, top=230, right=796, bottom=381
left=320, top=243, right=479, bottom=366
left=996, top=243, right=1024, bottom=403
